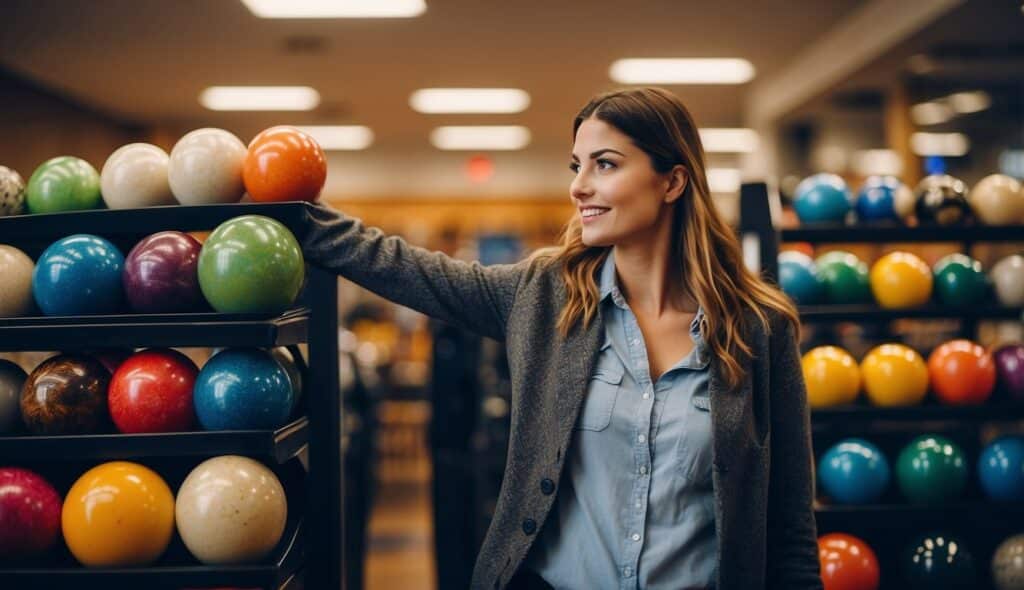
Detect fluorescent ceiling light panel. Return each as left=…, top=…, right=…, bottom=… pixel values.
left=410, top=88, right=530, bottom=114
left=699, top=128, right=759, bottom=153
left=947, top=91, right=991, bottom=114
left=911, top=101, right=953, bottom=126
left=200, top=86, right=320, bottom=111
left=852, top=149, right=903, bottom=176
left=295, top=126, right=374, bottom=150
left=240, top=0, right=426, bottom=18
left=430, top=126, right=531, bottom=151
left=911, top=132, right=970, bottom=157
left=609, top=59, right=755, bottom=84
left=707, top=168, right=741, bottom=193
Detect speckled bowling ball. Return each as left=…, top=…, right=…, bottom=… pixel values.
left=0, top=166, right=25, bottom=217
left=20, top=354, right=111, bottom=435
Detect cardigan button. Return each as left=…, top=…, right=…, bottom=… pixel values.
left=522, top=518, right=537, bottom=535
left=540, top=478, right=555, bottom=495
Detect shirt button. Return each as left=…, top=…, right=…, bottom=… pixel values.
left=623, top=566, right=633, bottom=577
left=632, top=533, right=641, bottom=542
left=540, top=478, right=555, bottom=495
left=635, top=501, right=642, bottom=509
left=637, top=434, right=646, bottom=443
left=631, top=338, right=640, bottom=346
left=639, top=465, right=648, bottom=475
left=522, top=519, right=537, bottom=535
left=642, top=393, right=650, bottom=400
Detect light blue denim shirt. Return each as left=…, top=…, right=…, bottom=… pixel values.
left=525, top=253, right=717, bottom=590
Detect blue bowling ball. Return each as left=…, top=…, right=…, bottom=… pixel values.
left=818, top=438, right=890, bottom=504
left=778, top=251, right=824, bottom=305
left=794, top=173, right=852, bottom=224
left=979, top=436, right=1024, bottom=501
left=856, top=175, right=901, bottom=222
left=32, top=234, right=124, bottom=315
left=194, top=348, right=293, bottom=430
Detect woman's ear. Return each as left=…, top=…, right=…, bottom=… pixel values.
left=664, top=164, right=688, bottom=204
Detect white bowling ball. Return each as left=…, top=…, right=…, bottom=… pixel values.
left=970, top=174, right=1024, bottom=225
left=101, top=143, right=174, bottom=209
left=168, top=128, right=247, bottom=205
left=0, top=245, right=34, bottom=317
left=991, top=254, right=1024, bottom=307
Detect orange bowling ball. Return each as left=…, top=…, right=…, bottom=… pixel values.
left=242, top=126, right=326, bottom=203
left=928, top=339, right=997, bottom=405
left=818, top=532, right=880, bottom=590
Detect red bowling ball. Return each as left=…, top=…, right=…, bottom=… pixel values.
left=0, top=467, right=62, bottom=559
left=123, top=231, right=204, bottom=313
left=819, top=532, right=880, bottom=590
left=108, top=349, right=198, bottom=433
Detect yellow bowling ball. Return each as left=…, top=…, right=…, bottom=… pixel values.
left=870, top=252, right=933, bottom=308
left=61, top=461, right=175, bottom=567
left=801, top=346, right=861, bottom=407
left=860, top=344, right=929, bottom=406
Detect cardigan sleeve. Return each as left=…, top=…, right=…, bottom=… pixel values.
left=301, top=204, right=526, bottom=341
left=765, top=315, right=824, bottom=589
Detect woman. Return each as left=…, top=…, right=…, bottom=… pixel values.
left=303, top=87, right=822, bottom=590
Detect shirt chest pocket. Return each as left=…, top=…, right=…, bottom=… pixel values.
left=575, top=363, right=623, bottom=432
left=675, top=390, right=713, bottom=484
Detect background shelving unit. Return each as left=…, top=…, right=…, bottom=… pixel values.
left=0, top=202, right=342, bottom=590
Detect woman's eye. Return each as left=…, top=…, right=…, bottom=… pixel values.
left=597, top=159, right=615, bottom=170
left=569, top=162, right=580, bottom=173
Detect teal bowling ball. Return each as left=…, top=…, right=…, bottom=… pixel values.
left=778, top=251, right=824, bottom=305
left=896, top=435, right=968, bottom=504
left=933, top=254, right=986, bottom=307
left=32, top=234, right=125, bottom=315
left=197, top=215, right=304, bottom=313
left=818, top=438, right=890, bottom=504
left=193, top=348, right=294, bottom=430
left=26, top=156, right=102, bottom=214
left=794, top=173, right=852, bottom=224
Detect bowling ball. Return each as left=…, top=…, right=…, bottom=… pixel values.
left=33, top=234, right=125, bottom=316
left=108, top=348, right=198, bottom=433
left=818, top=532, right=880, bottom=590
left=0, top=359, right=26, bottom=433
left=794, top=173, right=852, bottom=224
left=933, top=254, right=986, bottom=306
left=815, top=251, right=871, bottom=304
left=21, top=354, right=111, bottom=435
left=123, top=231, right=204, bottom=313
left=979, top=436, right=1024, bottom=501
left=802, top=346, right=861, bottom=408
left=896, top=435, right=968, bottom=504
left=994, top=344, right=1024, bottom=400
left=869, top=251, right=933, bottom=309
left=993, top=534, right=1024, bottom=590
left=176, top=455, right=287, bottom=564
left=0, top=244, right=34, bottom=317
left=992, top=255, right=1024, bottom=307
left=778, top=251, right=824, bottom=305
left=927, top=339, right=996, bottom=405
left=818, top=438, right=890, bottom=505
left=25, top=156, right=102, bottom=214
left=270, top=346, right=304, bottom=411
left=243, top=125, right=326, bottom=203
left=903, top=532, right=976, bottom=589
left=914, top=174, right=972, bottom=226
left=970, top=174, right=1024, bottom=225
left=860, top=344, right=929, bottom=407
left=168, top=128, right=247, bottom=205
left=62, top=461, right=174, bottom=567
left=100, top=143, right=175, bottom=209
left=194, top=348, right=293, bottom=430
left=198, top=215, right=304, bottom=314
left=855, top=175, right=908, bottom=223
left=0, top=165, right=25, bottom=216
left=0, top=467, right=62, bottom=559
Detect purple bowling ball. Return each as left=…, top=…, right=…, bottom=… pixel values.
left=994, top=344, right=1024, bottom=401
left=123, top=231, right=204, bottom=313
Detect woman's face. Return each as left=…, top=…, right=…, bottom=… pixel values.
left=570, top=117, right=680, bottom=247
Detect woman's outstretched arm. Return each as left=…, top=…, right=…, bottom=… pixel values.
left=302, top=204, right=527, bottom=341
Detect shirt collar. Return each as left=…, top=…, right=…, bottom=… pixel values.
left=598, top=252, right=706, bottom=340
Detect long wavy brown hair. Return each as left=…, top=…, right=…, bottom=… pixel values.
left=532, top=87, right=798, bottom=390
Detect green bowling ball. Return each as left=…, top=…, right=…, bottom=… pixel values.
left=896, top=434, right=968, bottom=504
left=815, top=251, right=871, bottom=304
left=198, top=215, right=304, bottom=313
left=933, top=254, right=986, bottom=306
left=26, top=156, right=102, bottom=214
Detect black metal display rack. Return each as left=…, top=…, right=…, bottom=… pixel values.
left=739, top=182, right=1024, bottom=589
left=0, top=202, right=342, bottom=589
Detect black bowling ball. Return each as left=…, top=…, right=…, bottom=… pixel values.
left=914, top=174, right=972, bottom=225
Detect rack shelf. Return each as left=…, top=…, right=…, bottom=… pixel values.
left=798, top=304, right=1023, bottom=323
left=812, top=402, right=1024, bottom=424
left=781, top=223, right=1024, bottom=244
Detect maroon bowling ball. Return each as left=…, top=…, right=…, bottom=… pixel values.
left=0, top=467, right=62, bottom=559
left=20, top=354, right=111, bottom=434
left=123, top=231, right=204, bottom=313
left=995, top=344, right=1024, bottom=401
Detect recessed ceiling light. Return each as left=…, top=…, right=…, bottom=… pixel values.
left=706, top=168, right=741, bottom=193
left=699, top=129, right=759, bottom=153
left=240, top=0, right=426, bottom=18
left=609, top=59, right=755, bottom=84
left=295, top=126, right=374, bottom=150
left=947, top=91, right=991, bottom=114
left=199, top=86, right=320, bottom=111
left=911, top=132, right=970, bottom=157
left=410, top=89, right=530, bottom=114
left=911, top=101, right=954, bottom=126
left=430, top=126, right=531, bottom=151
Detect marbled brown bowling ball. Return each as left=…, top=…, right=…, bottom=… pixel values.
left=20, top=354, right=110, bottom=434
